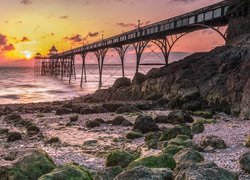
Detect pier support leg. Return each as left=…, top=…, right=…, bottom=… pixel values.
left=133, top=41, right=149, bottom=74
left=115, top=45, right=130, bottom=77
left=80, top=53, right=87, bottom=88
left=95, top=49, right=108, bottom=89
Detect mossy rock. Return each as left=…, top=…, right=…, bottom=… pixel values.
left=39, top=164, right=93, bottom=180
left=168, top=135, right=194, bottom=149
left=196, top=118, right=216, bottom=124
left=0, top=128, right=9, bottom=135
left=160, top=125, right=192, bottom=141
left=191, top=121, right=204, bottom=134
left=163, top=145, right=185, bottom=156
left=144, top=132, right=162, bottom=141
left=192, top=111, right=213, bottom=119
left=106, top=150, right=138, bottom=168
left=128, top=154, right=176, bottom=170
left=173, top=148, right=204, bottom=165
left=1, top=149, right=56, bottom=180
left=146, top=139, right=159, bottom=150
left=126, top=131, right=143, bottom=140
left=95, top=166, right=123, bottom=180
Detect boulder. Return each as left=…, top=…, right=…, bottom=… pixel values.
left=82, top=95, right=105, bottom=103
left=112, top=77, right=131, bottom=89
left=0, top=149, right=56, bottom=180
left=191, top=121, right=205, bottom=134
left=126, top=131, right=143, bottom=140
left=167, top=110, right=194, bottom=124
left=163, top=145, right=185, bottom=156
left=106, top=150, right=138, bottom=168
left=102, top=103, right=124, bottom=112
left=121, top=119, right=133, bottom=127
left=7, top=132, right=22, bottom=142
left=160, top=124, right=192, bottom=141
left=144, top=132, right=162, bottom=149
left=245, top=135, right=250, bottom=148
left=132, top=72, right=146, bottom=85
left=5, top=113, right=22, bottom=121
left=95, top=166, right=123, bottom=180
left=154, top=115, right=169, bottom=123
left=0, top=128, right=9, bottom=135
left=133, top=116, right=160, bottom=134
left=26, top=125, right=40, bottom=136
left=173, top=148, right=204, bottom=165
left=39, top=163, right=93, bottom=180
left=46, top=137, right=60, bottom=144
left=108, top=116, right=126, bottom=126
left=80, top=107, right=95, bottom=115
left=55, top=108, right=72, bottom=115
left=86, top=120, right=100, bottom=128
left=70, top=115, right=79, bottom=122
left=167, top=135, right=195, bottom=149
left=116, top=105, right=141, bottom=114
left=192, top=111, right=213, bottom=119
left=128, top=154, right=176, bottom=170
left=174, top=161, right=238, bottom=180
left=200, top=135, right=227, bottom=149
left=94, top=118, right=105, bottom=124
left=114, top=166, right=173, bottom=180
left=239, top=151, right=250, bottom=174
left=182, top=100, right=202, bottom=111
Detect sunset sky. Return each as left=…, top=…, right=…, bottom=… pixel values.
left=0, top=0, right=226, bottom=66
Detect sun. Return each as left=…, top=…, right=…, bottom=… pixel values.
left=24, top=51, right=32, bottom=59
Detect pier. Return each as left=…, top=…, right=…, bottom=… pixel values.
left=34, top=0, right=229, bottom=88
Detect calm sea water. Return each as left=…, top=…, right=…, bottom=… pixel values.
left=0, top=52, right=189, bottom=104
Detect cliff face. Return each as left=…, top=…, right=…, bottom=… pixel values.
left=95, top=46, right=250, bottom=117
left=227, top=0, right=250, bottom=46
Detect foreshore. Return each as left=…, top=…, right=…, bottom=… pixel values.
left=0, top=95, right=249, bottom=179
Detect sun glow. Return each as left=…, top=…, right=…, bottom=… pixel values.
left=23, top=51, right=32, bottom=59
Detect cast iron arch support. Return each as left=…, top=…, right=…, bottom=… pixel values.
left=94, top=49, right=108, bottom=89
left=114, top=44, right=130, bottom=77
left=80, top=52, right=87, bottom=88
left=133, top=41, right=149, bottom=73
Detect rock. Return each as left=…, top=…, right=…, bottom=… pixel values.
left=7, top=132, right=22, bottom=142
left=39, top=163, right=93, bottom=180
left=82, top=95, right=105, bottom=103
left=192, top=111, right=213, bottom=119
left=47, top=137, right=60, bottom=144
left=174, top=161, right=238, bottom=180
left=80, top=107, right=95, bottom=115
left=0, top=149, right=56, bottom=180
left=86, top=120, right=100, bottom=128
left=245, top=135, right=250, bottom=148
left=106, top=150, right=138, bottom=168
left=112, top=77, right=131, bottom=89
left=114, top=166, right=173, bottom=180
left=70, top=115, right=79, bottom=122
left=154, top=115, right=169, bottom=123
left=108, top=116, right=126, bottom=126
left=126, top=131, right=143, bottom=140
left=160, top=124, right=192, bottom=141
left=94, top=118, right=105, bottom=124
left=102, top=103, right=124, bottom=112
left=191, top=121, right=205, bottom=134
left=0, top=128, right=9, bottom=135
left=62, top=102, right=73, bottom=109
left=200, top=135, right=227, bottom=149
left=26, top=125, right=40, bottom=136
left=55, top=108, right=72, bottom=115
left=239, top=151, right=250, bottom=174
left=146, top=139, right=160, bottom=150
left=145, top=132, right=162, bottom=141
left=204, top=146, right=215, bottom=153
left=182, top=100, right=202, bottom=111
left=167, top=135, right=195, bottom=149
left=6, top=113, right=22, bottom=121
left=121, top=119, right=133, bottom=127
left=133, top=116, right=160, bottom=133
left=128, top=154, right=176, bottom=170
left=163, top=145, right=185, bottom=156
left=94, top=106, right=109, bottom=113
left=173, top=148, right=204, bottom=165
left=95, top=166, right=123, bottom=180
left=116, top=105, right=141, bottom=114
left=132, top=72, right=146, bottom=85
left=167, top=110, right=194, bottom=124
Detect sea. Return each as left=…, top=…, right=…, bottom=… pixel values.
left=0, top=52, right=190, bottom=104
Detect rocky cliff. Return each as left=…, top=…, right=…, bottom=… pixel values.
left=94, top=45, right=250, bottom=117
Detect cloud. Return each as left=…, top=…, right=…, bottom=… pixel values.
left=88, top=32, right=99, bottom=37
left=0, top=34, right=7, bottom=46
left=20, top=0, right=32, bottom=5
left=41, top=33, right=55, bottom=39
left=116, top=21, right=151, bottom=29
left=21, top=36, right=31, bottom=42
left=15, top=21, right=22, bottom=24
left=169, top=0, right=197, bottom=3
left=64, top=34, right=83, bottom=43
left=59, top=16, right=69, bottom=19
left=2, top=44, right=15, bottom=51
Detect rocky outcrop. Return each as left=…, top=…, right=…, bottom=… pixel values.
left=94, top=46, right=250, bottom=118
